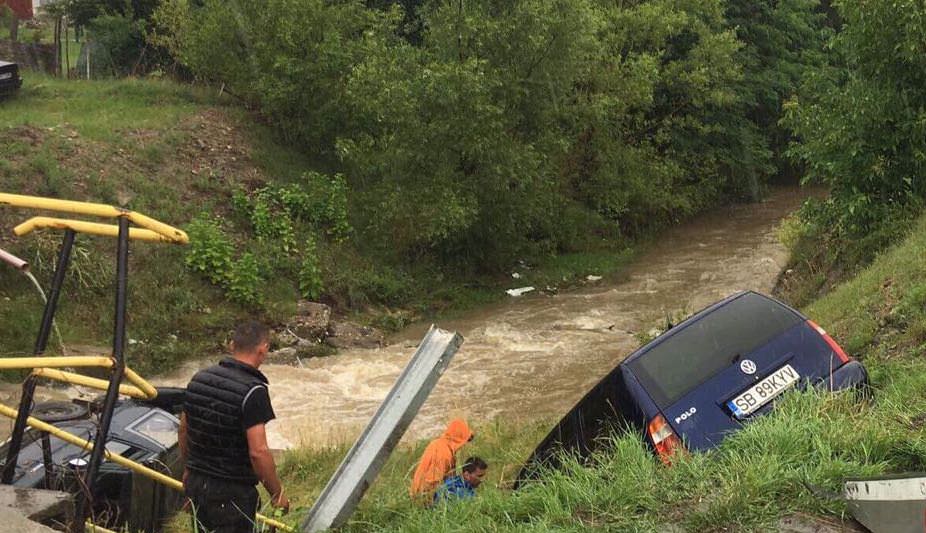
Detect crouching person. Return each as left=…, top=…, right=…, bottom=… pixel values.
left=409, top=419, right=474, bottom=503
left=434, top=457, right=488, bottom=504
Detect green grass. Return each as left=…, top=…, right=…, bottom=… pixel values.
left=1, top=73, right=214, bottom=141
left=803, top=214, right=926, bottom=357
left=165, top=211, right=926, bottom=532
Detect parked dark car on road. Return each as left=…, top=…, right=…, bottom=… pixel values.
left=518, top=291, right=868, bottom=483
left=0, top=389, right=186, bottom=531
left=0, top=61, right=23, bottom=96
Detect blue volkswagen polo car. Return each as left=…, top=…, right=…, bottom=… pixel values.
left=517, top=291, right=868, bottom=483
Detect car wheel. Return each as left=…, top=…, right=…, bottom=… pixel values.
left=31, top=401, right=89, bottom=423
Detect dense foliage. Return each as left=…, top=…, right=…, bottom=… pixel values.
left=785, top=0, right=926, bottom=233
left=778, top=0, right=926, bottom=297
left=153, top=0, right=827, bottom=280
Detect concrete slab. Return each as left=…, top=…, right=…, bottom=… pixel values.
left=0, top=507, right=60, bottom=533
left=0, top=485, right=73, bottom=522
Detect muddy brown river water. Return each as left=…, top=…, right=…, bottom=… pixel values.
left=159, top=186, right=808, bottom=449
left=0, top=187, right=808, bottom=450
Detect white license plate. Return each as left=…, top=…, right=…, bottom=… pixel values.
left=727, top=364, right=799, bottom=418
left=0, top=73, right=11, bottom=80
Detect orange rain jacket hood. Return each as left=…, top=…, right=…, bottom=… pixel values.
left=409, top=419, right=473, bottom=498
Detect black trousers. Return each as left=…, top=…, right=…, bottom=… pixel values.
left=184, top=470, right=260, bottom=533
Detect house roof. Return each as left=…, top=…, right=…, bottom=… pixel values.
left=2, top=0, right=34, bottom=20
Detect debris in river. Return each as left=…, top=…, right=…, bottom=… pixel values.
left=506, top=286, right=535, bottom=297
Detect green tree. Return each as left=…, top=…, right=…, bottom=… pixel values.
left=725, top=0, right=827, bottom=181
left=339, top=0, right=603, bottom=267
left=564, top=0, right=766, bottom=233
left=784, top=0, right=926, bottom=240
left=154, top=0, right=395, bottom=150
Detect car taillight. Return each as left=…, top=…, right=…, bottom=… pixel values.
left=807, top=320, right=850, bottom=364
left=647, top=414, right=684, bottom=464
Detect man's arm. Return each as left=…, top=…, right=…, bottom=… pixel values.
left=246, top=423, right=289, bottom=511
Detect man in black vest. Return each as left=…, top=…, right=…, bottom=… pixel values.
left=179, top=321, right=289, bottom=533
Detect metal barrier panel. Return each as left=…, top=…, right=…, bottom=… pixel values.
left=301, top=325, right=463, bottom=532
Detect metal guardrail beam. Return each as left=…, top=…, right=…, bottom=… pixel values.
left=31, top=369, right=150, bottom=399
left=0, top=193, right=189, bottom=244
left=301, top=325, right=464, bottom=532
left=0, top=356, right=113, bottom=370
left=14, top=217, right=185, bottom=243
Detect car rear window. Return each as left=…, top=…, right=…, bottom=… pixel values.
left=627, top=293, right=803, bottom=408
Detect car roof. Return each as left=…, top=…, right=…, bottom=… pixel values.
left=621, top=290, right=802, bottom=366
left=0, top=61, right=15, bottom=68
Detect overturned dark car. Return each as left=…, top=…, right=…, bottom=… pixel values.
left=0, top=390, right=186, bottom=532
left=518, top=291, right=869, bottom=484
left=0, top=60, right=23, bottom=96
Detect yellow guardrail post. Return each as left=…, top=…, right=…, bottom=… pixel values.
left=122, top=366, right=158, bottom=399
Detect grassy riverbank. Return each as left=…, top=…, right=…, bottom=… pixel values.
left=175, top=213, right=926, bottom=532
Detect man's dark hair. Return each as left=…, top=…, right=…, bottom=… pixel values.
left=462, top=456, right=487, bottom=473
left=231, top=321, right=270, bottom=353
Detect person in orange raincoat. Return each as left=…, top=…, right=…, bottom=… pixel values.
left=409, top=419, right=473, bottom=501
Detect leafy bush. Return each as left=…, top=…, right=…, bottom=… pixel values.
left=153, top=0, right=392, bottom=149
left=185, top=214, right=262, bottom=306
left=226, top=252, right=262, bottom=306
left=86, top=13, right=151, bottom=76
left=298, top=237, right=324, bottom=301
left=184, top=213, right=233, bottom=286
left=185, top=177, right=349, bottom=307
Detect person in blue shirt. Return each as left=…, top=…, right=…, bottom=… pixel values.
left=434, top=457, right=488, bottom=504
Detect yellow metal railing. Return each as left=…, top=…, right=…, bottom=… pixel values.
left=0, top=195, right=288, bottom=530
left=0, top=193, right=189, bottom=244
left=14, top=217, right=185, bottom=244
left=0, top=403, right=292, bottom=531
left=33, top=369, right=151, bottom=400
left=0, top=356, right=158, bottom=400
left=0, top=356, right=113, bottom=370
left=0, top=357, right=293, bottom=532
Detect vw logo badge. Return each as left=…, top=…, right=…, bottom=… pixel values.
left=740, top=359, right=757, bottom=375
